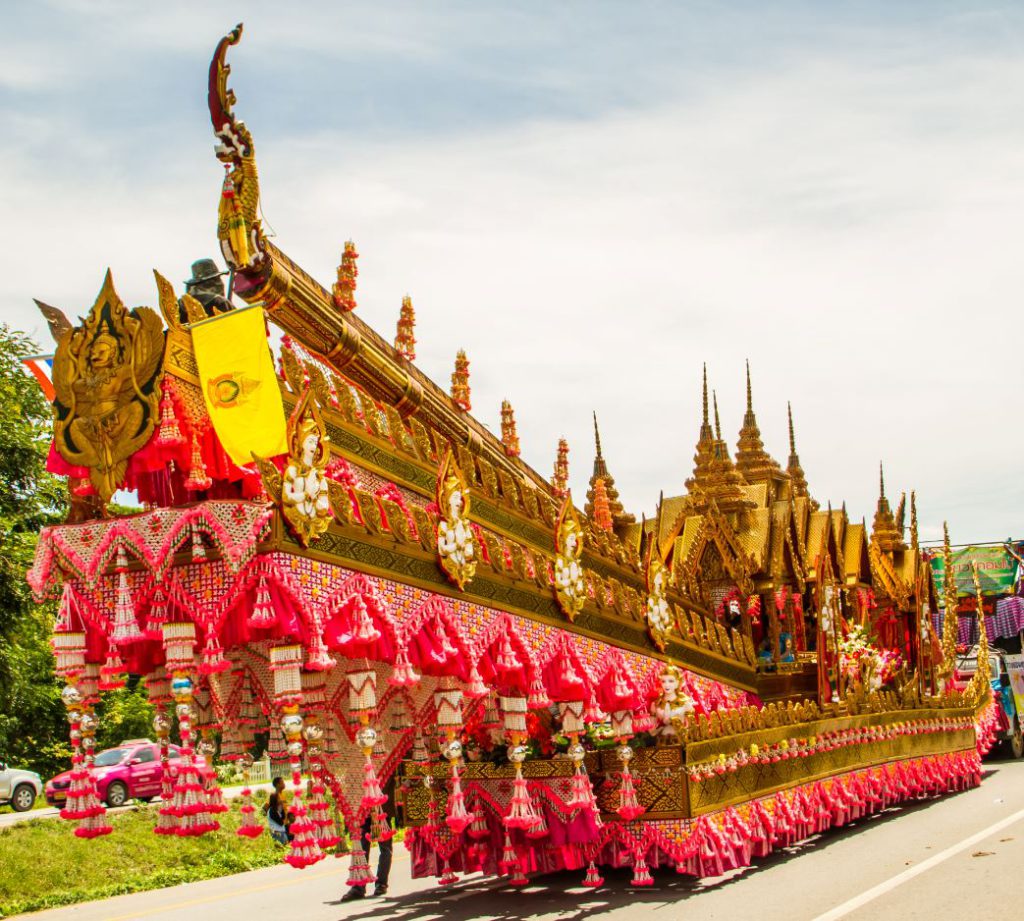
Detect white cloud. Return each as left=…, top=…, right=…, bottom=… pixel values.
left=1, top=4, right=1022, bottom=544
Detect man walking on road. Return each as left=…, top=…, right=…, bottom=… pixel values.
left=341, top=776, right=395, bottom=901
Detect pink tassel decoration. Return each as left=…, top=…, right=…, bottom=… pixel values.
left=630, top=854, right=653, bottom=887
left=146, top=586, right=168, bottom=632
left=467, top=798, right=489, bottom=840
left=615, top=746, right=644, bottom=821
left=370, top=804, right=394, bottom=843
left=236, top=755, right=264, bottom=838
left=360, top=753, right=388, bottom=810
left=583, top=861, right=604, bottom=888
left=527, top=673, right=551, bottom=710
left=199, top=634, right=230, bottom=675
left=346, top=845, right=376, bottom=887
left=465, top=662, right=488, bottom=698
left=248, top=573, right=276, bottom=629
left=445, top=762, right=474, bottom=834
left=184, top=431, right=212, bottom=492
left=99, top=649, right=127, bottom=691
left=156, top=383, right=185, bottom=448
left=504, top=762, right=541, bottom=830
left=305, top=634, right=336, bottom=671
left=389, top=644, right=420, bottom=687
left=438, top=859, right=458, bottom=886
left=351, top=596, right=381, bottom=644
left=111, top=548, right=144, bottom=645
left=59, top=697, right=112, bottom=839
left=159, top=678, right=220, bottom=837
left=499, top=831, right=519, bottom=873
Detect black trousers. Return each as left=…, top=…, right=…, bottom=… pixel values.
left=353, top=814, right=392, bottom=892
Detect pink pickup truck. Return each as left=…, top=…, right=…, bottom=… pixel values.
left=45, top=739, right=207, bottom=808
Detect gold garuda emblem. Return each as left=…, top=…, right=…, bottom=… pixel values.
left=253, top=388, right=333, bottom=546
left=52, top=271, right=165, bottom=504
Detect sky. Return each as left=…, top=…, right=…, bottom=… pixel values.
left=1, top=1, right=1022, bottom=544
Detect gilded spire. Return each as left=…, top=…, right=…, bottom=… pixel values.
left=331, top=240, right=359, bottom=312
left=735, top=360, right=782, bottom=485
left=939, top=521, right=958, bottom=677
left=450, top=349, right=471, bottom=411
left=500, top=400, right=520, bottom=458
left=592, top=411, right=608, bottom=479
left=591, top=477, right=613, bottom=532
left=585, top=412, right=635, bottom=527
left=786, top=402, right=810, bottom=499
left=552, top=438, right=569, bottom=497
left=394, top=294, right=416, bottom=361
left=909, top=490, right=918, bottom=555
left=871, top=461, right=902, bottom=551
left=687, top=366, right=720, bottom=496
left=692, top=389, right=748, bottom=511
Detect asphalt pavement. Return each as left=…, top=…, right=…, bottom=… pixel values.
left=14, top=753, right=1024, bottom=921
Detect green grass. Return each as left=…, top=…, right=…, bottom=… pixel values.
left=0, top=801, right=286, bottom=918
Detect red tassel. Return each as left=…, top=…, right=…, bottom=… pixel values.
left=583, top=861, right=604, bottom=888
left=630, top=854, right=653, bottom=887
left=445, top=762, right=474, bottom=834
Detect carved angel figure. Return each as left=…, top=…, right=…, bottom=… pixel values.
left=436, top=451, right=476, bottom=590
left=554, top=498, right=586, bottom=620
left=645, top=556, right=673, bottom=651
left=252, top=389, right=333, bottom=546
left=651, top=665, right=695, bottom=740
left=52, top=271, right=164, bottom=504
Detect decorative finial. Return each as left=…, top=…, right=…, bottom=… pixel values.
left=745, top=359, right=752, bottom=412
left=788, top=402, right=796, bottom=454
left=591, top=478, right=613, bottom=532
left=910, top=490, right=919, bottom=552
left=394, top=294, right=416, bottom=361
left=713, top=391, right=721, bottom=441
left=593, top=411, right=603, bottom=459
left=500, top=400, right=520, bottom=458
left=552, top=438, right=569, bottom=497
left=450, top=349, right=471, bottom=411
left=702, top=363, right=709, bottom=425
left=879, top=461, right=885, bottom=500
left=332, top=240, right=359, bottom=312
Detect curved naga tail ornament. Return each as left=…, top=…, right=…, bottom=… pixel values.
left=209, top=23, right=262, bottom=271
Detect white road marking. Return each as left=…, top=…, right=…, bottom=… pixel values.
left=811, top=806, right=1024, bottom=921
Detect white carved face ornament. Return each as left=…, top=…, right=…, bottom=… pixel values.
left=660, top=672, right=679, bottom=695
left=448, top=489, right=463, bottom=520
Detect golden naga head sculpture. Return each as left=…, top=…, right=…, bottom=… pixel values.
left=52, top=270, right=165, bottom=505
left=435, top=448, right=476, bottom=590
left=554, top=494, right=586, bottom=621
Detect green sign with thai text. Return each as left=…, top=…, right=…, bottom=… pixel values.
left=929, top=545, right=1020, bottom=599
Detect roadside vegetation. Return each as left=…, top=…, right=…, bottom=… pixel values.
left=0, top=798, right=289, bottom=918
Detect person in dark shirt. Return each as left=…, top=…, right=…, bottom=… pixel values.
left=264, top=776, right=289, bottom=845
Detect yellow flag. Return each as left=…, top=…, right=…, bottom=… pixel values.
left=191, top=306, right=287, bottom=464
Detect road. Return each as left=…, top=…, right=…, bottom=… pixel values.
left=15, top=754, right=1024, bottom=921
left=0, top=783, right=273, bottom=830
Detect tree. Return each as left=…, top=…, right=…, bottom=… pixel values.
left=0, top=324, right=71, bottom=776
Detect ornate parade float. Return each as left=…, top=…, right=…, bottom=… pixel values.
left=28, top=25, right=996, bottom=889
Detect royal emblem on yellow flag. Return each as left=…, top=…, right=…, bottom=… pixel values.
left=191, top=306, right=286, bottom=464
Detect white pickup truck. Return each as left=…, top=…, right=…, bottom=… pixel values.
left=0, top=760, right=42, bottom=812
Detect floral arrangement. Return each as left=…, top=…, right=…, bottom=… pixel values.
left=839, top=625, right=902, bottom=691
